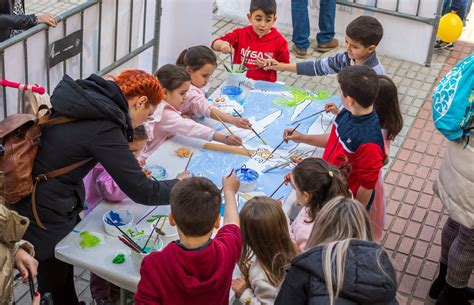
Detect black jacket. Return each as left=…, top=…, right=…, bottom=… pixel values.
left=14, top=74, right=178, bottom=261
left=0, top=0, right=37, bottom=42
left=275, top=240, right=399, bottom=305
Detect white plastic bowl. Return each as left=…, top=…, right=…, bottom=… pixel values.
left=131, top=235, right=164, bottom=270
left=103, top=210, right=134, bottom=237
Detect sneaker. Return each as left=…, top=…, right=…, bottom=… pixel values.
left=292, top=45, right=308, bottom=58
left=434, top=40, right=454, bottom=51
left=315, top=38, right=339, bottom=53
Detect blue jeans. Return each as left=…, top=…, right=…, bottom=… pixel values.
left=291, top=0, right=336, bottom=49
left=442, top=0, right=468, bottom=19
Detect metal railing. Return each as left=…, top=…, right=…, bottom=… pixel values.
left=0, top=0, right=162, bottom=119
left=335, top=0, right=444, bottom=67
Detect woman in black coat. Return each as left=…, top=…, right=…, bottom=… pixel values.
left=0, top=0, right=57, bottom=42
left=13, top=70, right=187, bottom=305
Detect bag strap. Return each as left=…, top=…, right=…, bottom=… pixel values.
left=32, top=157, right=94, bottom=230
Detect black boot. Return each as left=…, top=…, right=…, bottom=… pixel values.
left=436, top=284, right=470, bottom=305
left=429, top=263, right=447, bottom=299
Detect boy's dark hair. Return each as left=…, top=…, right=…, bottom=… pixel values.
left=170, top=177, right=221, bottom=237
left=133, top=125, right=148, bottom=141
left=346, top=16, right=383, bottom=47
left=337, top=65, right=380, bottom=108
left=249, top=0, right=276, bottom=15
left=176, top=45, right=217, bottom=71
left=375, top=75, right=403, bottom=140
left=154, top=64, right=191, bottom=91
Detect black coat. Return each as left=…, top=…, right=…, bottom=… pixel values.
left=275, top=240, right=399, bottom=305
left=0, top=0, right=37, bottom=42
left=13, top=74, right=178, bottom=261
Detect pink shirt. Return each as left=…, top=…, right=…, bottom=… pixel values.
left=141, top=85, right=215, bottom=160
left=83, top=163, right=127, bottom=215
left=290, top=207, right=315, bottom=252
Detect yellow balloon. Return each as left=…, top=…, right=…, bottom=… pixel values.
left=437, top=12, right=463, bottom=43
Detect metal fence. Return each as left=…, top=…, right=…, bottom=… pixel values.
left=336, top=0, right=444, bottom=67
left=0, top=0, right=162, bottom=119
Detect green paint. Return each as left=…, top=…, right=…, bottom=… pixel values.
left=79, top=231, right=100, bottom=248
left=146, top=214, right=168, bottom=223
left=273, top=87, right=331, bottom=107
left=127, top=229, right=144, bottom=238
left=112, top=253, right=126, bottom=264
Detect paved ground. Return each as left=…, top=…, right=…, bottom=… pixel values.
left=14, top=1, right=474, bottom=304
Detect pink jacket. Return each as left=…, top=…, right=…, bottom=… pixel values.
left=141, top=85, right=215, bottom=160
left=83, top=163, right=127, bottom=215
left=290, top=207, right=315, bottom=252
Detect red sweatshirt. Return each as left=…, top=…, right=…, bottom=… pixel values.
left=213, top=25, right=290, bottom=82
left=135, top=224, right=242, bottom=305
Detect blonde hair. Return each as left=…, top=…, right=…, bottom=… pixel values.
left=238, top=197, right=297, bottom=286
left=306, top=196, right=373, bottom=305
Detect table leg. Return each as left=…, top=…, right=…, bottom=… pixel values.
left=120, top=288, right=127, bottom=305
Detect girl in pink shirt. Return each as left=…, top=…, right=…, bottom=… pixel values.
left=288, top=158, right=351, bottom=252
left=141, top=46, right=252, bottom=160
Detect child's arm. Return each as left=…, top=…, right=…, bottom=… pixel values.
left=213, top=132, right=243, bottom=146
left=283, top=129, right=330, bottom=148
left=96, top=169, right=128, bottom=202
left=355, top=143, right=385, bottom=207
left=356, top=187, right=374, bottom=207
left=265, top=52, right=349, bottom=76
left=222, top=172, right=240, bottom=227
left=210, top=107, right=252, bottom=129
left=211, top=29, right=239, bottom=54
left=135, top=257, right=163, bottom=305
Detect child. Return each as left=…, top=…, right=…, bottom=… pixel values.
left=177, top=47, right=251, bottom=131
left=325, top=74, right=403, bottom=241
left=262, top=16, right=385, bottom=76
left=284, top=65, right=385, bottom=210
left=135, top=174, right=242, bottom=305
left=275, top=196, right=398, bottom=305
left=141, top=62, right=251, bottom=160
left=231, top=196, right=297, bottom=304
left=83, top=125, right=149, bottom=305
left=211, top=0, right=290, bottom=82
left=288, top=158, right=351, bottom=251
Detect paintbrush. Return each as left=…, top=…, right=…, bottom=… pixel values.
left=184, top=153, right=193, bottom=171
left=270, top=180, right=286, bottom=198
left=229, top=47, right=234, bottom=71
left=262, top=151, right=311, bottom=173
left=142, top=216, right=161, bottom=252
left=233, top=108, right=267, bottom=145
left=135, top=206, right=158, bottom=225
left=263, top=124, right=301, bottom=163
left=118, top=236, right=141, bottom=253
left=27, top=270, right=35, bottom=300
left=209, top=107, right=253, bottom=157
left=106, top=217, right=145, bottom=253
left=151, top=217, right=166, bottom=249
left=291, top=109, right=325, bottom=125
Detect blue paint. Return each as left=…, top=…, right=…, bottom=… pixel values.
left=106, top=211, right=125, bottom=226
left=221, top=86, right=242, bottom=96
left=148, top=165, right=167, bottom=180
left=235, top=166, right=259, bottom=183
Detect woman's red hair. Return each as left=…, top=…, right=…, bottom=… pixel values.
left=114, top=69, right=164, bottom=106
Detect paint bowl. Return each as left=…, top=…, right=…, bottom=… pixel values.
left=148, top=165, right=167, bottom=180
left=103, top=210, right=134, bottom=237
left=235, top=166, right=259, bottom=193
left=131, top=235, right=164, bottom=270
left=149, top=217, right=179, bottom=246
left=225, top=71, right=246, bottom=87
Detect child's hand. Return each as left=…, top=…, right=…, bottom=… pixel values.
left=222, top=172, right=240, bottom=195
left=231, top=277, right=248, bottom=298
left=232, top=117, right=252, bottom=129
left=139, top=160, right=146, bottom=168
left=14, top=248, right=38, bottom=283
left=32, top=292, right=40, bottom=305
left=291, top=155, right=303, bottom=164
left=142, top=168, right=152, bottom=180
left=284, top=173, right=292, bottom=185
left=176, top=170, right=191, bottom=181
left=36, top=14, right=57, bottom=27
left=220, top=42, right=233, bottom=54
left=283, top=129, right=303, bottom=143
left=325, top=103, right=340, bottom=115
left=262, top=58, right=282, bottom=70
left=224, top=135, right=243, bottom=146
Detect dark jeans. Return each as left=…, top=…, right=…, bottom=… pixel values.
left=37, top=257, right=80, bottom=305
left=442, top=0, right=468, bottom=19
left=291, top=0, right=336, bottom=49
left=90, top=273, right=112, bottom=300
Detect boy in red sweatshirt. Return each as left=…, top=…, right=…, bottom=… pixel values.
left=284, top=65, right=385, bottom=209
left=211, top=0, right=290, bottom=82
left=135, top=175, right=242, bottom=305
